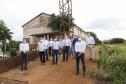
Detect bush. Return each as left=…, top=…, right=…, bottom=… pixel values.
left=109, top=38, right=124, bottom=44
left=124, top=41, right=126, bottom=46
left=98, top=44, right=126, bottom=84
left=9, top=48, right=17, bottom=57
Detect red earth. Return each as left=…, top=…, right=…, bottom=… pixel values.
left=0, top=47, right=98, bottom=84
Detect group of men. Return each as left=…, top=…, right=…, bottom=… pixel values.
left=19, top=33, right=95, bottom=78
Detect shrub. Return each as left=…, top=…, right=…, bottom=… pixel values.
left=109, top=38, right=124, bottom=44
left=9, top=48, right=17, bottom=57
left=98, top=44, right=126, bottom=84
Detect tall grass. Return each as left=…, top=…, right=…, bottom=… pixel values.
left=97, top=44, right=126, bottom=84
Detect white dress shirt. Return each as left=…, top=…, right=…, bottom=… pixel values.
left=44, top=40, right=49, bottom=49
left=75, top=41, right=86, bottom=53
left=52, top=41, right=59, bottom=50
left=59, top=40, right=64, bottom=48
left=49, top=40, right=54, bottom=47
left=86, top=36, right=95, bottom=45
left=63, top=38, right=71, bottom=47
left=19, top=43, right=29, bottom=53
left=37, top=42, right=45, bottom=52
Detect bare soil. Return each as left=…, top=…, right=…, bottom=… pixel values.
left=0, top=48, right=98, bottom=84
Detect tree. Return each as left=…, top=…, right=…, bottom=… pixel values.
left=0, top=20, right=13, bottom=59
left=87, top=32, right=102, bottom=45
left=109, top=38, right=124, bottom=44
left=48, top=13, right=74, bottom=32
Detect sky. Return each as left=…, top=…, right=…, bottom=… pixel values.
left=0, top=0, right=126, bottom=41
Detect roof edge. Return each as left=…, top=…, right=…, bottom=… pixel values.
left=22, top=12, right=50, bottom=27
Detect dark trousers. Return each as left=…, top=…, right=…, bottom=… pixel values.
left=21, top=52, right=28, bottom=70
left=52, top=49, right=58, bottom=64
left=63, top=46, right=70, bottom=62
left=76, top=52, right=86, bottom=76
left=45, top=49, right=48, bottom=60
left=49, top=47, right=52, bottom=57
left=39, top=51, right=45, bottom=63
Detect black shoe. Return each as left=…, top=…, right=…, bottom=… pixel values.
left=24, top=67, right=28, bottom=70
left=89, top=58, right=93, bottom=60
left=21, top=68, right=23, bottom=71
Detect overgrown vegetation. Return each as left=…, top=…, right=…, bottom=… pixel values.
left=48, top=13, right=74, bottom=31
left=0, top=20, right=21, bottom=58
left=103, top=38, right=125, bottom=44
left=0, top=20, right=13, bottom=59
left=97, top=44, right=126, bottom=84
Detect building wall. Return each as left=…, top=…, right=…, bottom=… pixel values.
left=23, top=13, right=86, bottom=44
left=23, top=13, right=52, bottom=44
left=23, top=27, right=53, bottom=44
left=73, top=26, right=86, bottom=39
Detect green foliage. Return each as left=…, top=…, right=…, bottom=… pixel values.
left=103, top=38, right=125, bottom=44
left=9, top=40, right=21, bottom=49
left=98, top=44, right=126, bottom=83
left=0, top=20, right=13, bottom=40
left=48, top=13, right=74, bottom=31
left=89, top=68, right=96, bottom=77
left=0, top=20, right=13, bottom=58
left=9, top=48, right=17, bottom=57
left=6, top=40, right=21, bottom=52
left=48, top=14, right=60, bottom=30
left=109, top=38, right=124, bottom=44
left=124, top=41, right=126, bottom=46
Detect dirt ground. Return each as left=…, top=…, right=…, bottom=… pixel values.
left=0, top=48, right=98, bottom=84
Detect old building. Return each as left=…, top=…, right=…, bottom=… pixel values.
left=22, top=12, right=86, bottom=44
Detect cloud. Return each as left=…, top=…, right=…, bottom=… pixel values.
left=84, top=17, right=126, bottom=40
left=1, top=0, right=126, bottom=41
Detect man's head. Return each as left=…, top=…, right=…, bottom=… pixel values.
left=54, top=38, right=57, bottom=41
left=78, top=37, right=81, bottom=42
left=23, top=38, right=27, bottom=43
left=87, top=33, right=91, bottom=37
left=43, top=36, right=46, bottom=40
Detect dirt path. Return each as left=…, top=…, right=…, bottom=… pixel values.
left=0, top=48, right=98, bottom=84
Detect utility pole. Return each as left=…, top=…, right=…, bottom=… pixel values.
left=59, top=0, right=72, bottom=33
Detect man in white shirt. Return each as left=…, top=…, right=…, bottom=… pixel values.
left=86, top=33, right=95, bottom=60
left=19, top=39, right=29, bottom=71
left=63, top=36, right=71, bottom=62
left=37, top=38, right=46, bottom=64
left=52, top=38, right=59, bottom=65
left=75, top=38, right=86, bottom=78
left=44, top=36, right=49, bottom=61
left=49, top=38, right=53, bottom=57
